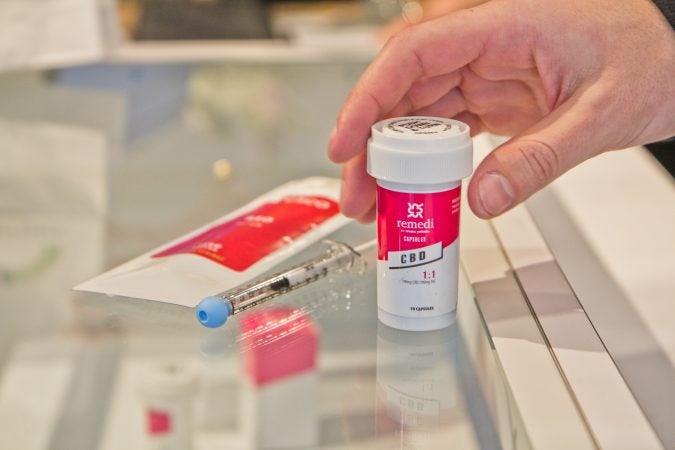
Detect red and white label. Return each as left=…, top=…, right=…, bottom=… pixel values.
left=152, top=195, right=340, bottom=272
left=376, top=185, right=462, bottom=318
left=377, top=186, right=460, bottom=265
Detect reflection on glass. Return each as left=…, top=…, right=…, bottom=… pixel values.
left=137, top=362, right=199, bottom=450
left=376, top=322, right=458, bottom=449
left=240, top=307, right=319, bottom=449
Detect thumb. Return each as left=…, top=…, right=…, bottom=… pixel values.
left=467, top=91, right=607, bottom=219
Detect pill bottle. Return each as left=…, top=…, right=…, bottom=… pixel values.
left=367, top=117, right=473, bottom=331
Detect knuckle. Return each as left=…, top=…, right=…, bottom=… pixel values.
left=516, top=139, right=560, bottom=186
left=386, top=29, right=412, bottom=48
left=390, top=28, right=408, bottom=41
left=384, top=29, right=425, bottom=78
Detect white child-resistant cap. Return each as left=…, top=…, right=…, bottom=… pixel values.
left=367, top=117, right=473, bottom=184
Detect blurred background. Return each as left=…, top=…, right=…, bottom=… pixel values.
left=0, top=2, right=503, bottom=449
left=0, top=2, right=673, bottom=450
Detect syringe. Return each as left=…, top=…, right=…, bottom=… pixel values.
left=196, top=239, right=376, bottom=328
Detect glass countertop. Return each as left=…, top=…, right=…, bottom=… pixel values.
left=3, top=27, right=675, bottom=450
left=0, top=65, right=520, bottom=450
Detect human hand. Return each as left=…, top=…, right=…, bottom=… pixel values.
left=329, top=0, right=675, bottom=222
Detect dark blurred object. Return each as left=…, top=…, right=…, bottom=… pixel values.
left=134, top=0, right=271, bottom=40
left=646, top=140, right=675, bottom=178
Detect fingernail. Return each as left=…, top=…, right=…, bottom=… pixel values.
left=328, top=127, right=339, bottom=161
left=478, top=172, right=515, bottom=216
left=339, top=179, right=351, bottom=216
left=329, top=126, right=337, bottom=145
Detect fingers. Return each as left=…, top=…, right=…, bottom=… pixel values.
left=360, top=203, right=377, bottom=223
left=412, top=74, right=547, bottom=135
left=460, top=70, right=549, bottom=118
left=387, top=71, right=463, bottom=118
left=328, top=5, right=496, bottom=164
left=340, top=151, right=377, bottom=222
left=410, top=87, right=466, bottom=118
left=468, top=88, right=606, bottom=218
left=452, top=111, right=484, bottom=135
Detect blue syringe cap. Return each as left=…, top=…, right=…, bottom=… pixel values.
left=196, top=296, right=233, bottom=328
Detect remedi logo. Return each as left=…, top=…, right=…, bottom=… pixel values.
left=407, top=202, right=423, bottom=219
left=397, top=202, right=435, bottom=229
left=390, top=200, right=442, bottom=269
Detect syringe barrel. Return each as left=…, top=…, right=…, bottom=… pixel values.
left=224, top=240, right=365, bottom=315
left=283, top=241, right=363, bottom=285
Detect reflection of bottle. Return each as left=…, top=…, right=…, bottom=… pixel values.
left=137, top=362, right=198, bottom=450
left=376, top=322, right=458, bottom=448
left=240, top=307, right=319, bottom=449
